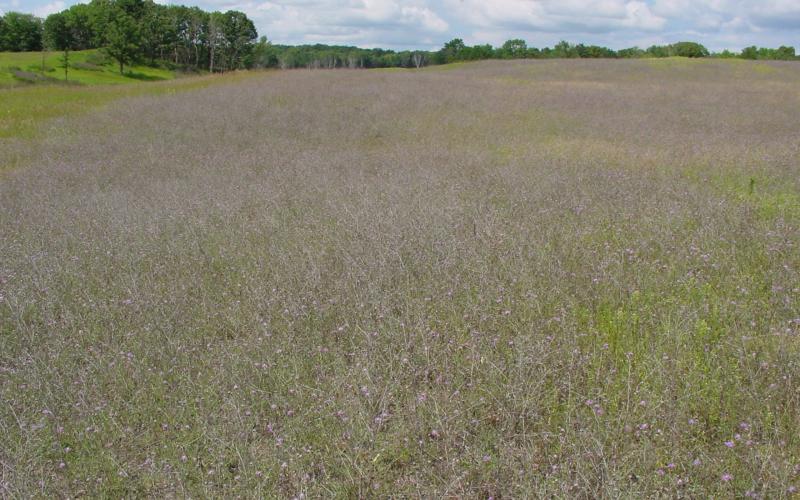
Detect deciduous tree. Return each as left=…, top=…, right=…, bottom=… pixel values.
left=105, top=9, right=141, bottom=75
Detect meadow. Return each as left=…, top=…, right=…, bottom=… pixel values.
left=1, top=58, right=799, bottom=497
left=0, top=49, right=176, bottom=88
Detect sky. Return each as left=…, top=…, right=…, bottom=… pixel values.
left=4, top=0, right=800, bottom=51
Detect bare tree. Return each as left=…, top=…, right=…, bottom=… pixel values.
left=412, top=51, right=426, bottom=69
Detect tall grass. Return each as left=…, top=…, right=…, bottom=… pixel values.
left=1, top=59, right=798, bottom=497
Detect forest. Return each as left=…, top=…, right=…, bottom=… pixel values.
left=1, top=0, right=797, bottom=75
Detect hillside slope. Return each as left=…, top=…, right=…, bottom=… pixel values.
left=0, top=49, right=174, bottom=87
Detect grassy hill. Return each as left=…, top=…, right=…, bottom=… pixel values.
left=0, top=49, right=175, bottom=87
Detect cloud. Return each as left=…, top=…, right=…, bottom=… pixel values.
left=245, top=0, right=447, bottom=47
left=653, top=0, right=800, bottom=31
left=32, top=0, right=65, bottom=17
left=443, top=0, right=666, bottom=34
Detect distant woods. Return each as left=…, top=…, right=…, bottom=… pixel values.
left=0, top=2, right=797, bottom=75
left=244, top=39, right=797, bottom=70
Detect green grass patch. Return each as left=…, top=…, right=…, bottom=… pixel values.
left=685, top=167, right=800, bottom=221
left=0, top=49, right=174, bottom=87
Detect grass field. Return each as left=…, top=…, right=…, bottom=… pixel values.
left=1, top=59, right=799, bottom=497
left=0, top=49, right=174, bottom=88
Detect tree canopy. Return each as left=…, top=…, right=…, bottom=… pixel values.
left=0, top=12, right=43, bottom=51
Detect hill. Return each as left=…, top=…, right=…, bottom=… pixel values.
left=0, top=49, right=174, bottom=87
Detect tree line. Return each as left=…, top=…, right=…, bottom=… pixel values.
left=1, top=2, right=797, bottom=77
left=250, top=39, right=796, bottom=70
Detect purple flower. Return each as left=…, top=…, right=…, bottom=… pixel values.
left=722, top=473, right=733, bottom=482
left=724, top=440, right=735, bottom=448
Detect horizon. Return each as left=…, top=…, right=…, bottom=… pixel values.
left=2, top=0, right=799, bottom=53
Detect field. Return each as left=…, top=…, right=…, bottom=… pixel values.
left=0, top=50, right=174, bottom=88
left=1, top=58, right=799, bottom=497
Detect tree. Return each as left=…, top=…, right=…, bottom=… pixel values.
left=140, top=2, right=176, bottom=64
left=740, top=46, right=757, bottom=59
left=115, top=0, right=147, bottom=20
left=439, top=38, right=465, bottom=63
left=0, top=12, right=43, bottom=51
left=462, top=43, right=493, bottom=60
left=44, top=12, right=77, bottom=81
left=411, top=51, right=426, bottom=68
left=618, top=47, right=645, bottom=58
left=501, top=39, right=527, bottom=58
left=553, top=41, right=577, bottom=58
left=104, top=10, right=141, bottom=75
left=250, top=36, right=278, bottom=68
left=207, top=11, right=225, bottom=72
left=645, top=45, right=670, bottom=58
left=63, top=3, right=98, bottom=50
left=575, top=44, right=616, bottom=58
left=220, top=10, right=257, bottom=70
left=776, top=46, right=796, bottom=60
left=670, top=41, right=709, bottom=58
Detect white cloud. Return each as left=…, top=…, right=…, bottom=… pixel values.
left=32, top=0, right=65, bottom=17
left=246, top=0, right=447, bottom=47
left=653, top=0, right=800, bottom=31
left=442, top=0, right=666, bottom=36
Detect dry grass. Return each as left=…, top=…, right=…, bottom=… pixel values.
left=1, top=59, right=799, bottom=497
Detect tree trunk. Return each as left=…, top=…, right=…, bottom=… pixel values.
left=120, top=59, right=124, bottom=75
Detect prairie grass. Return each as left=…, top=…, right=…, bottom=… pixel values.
left=0, top=59, right=799, bottom=497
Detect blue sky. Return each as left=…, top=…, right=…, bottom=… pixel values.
left=5, top=0, right=800, bottom=51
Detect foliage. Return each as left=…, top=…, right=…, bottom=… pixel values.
left=670, top=41, right=710, bottom=58
left=1, top=1, right=260, bottom=74
left=43, top=12, right=77, bottom=81
left=104, top=9, right=141, bottom=75
left=500, top=38, right=527, bottom=58
left=0, top=12, right=43, bottom=51
left=741, top=45, right=796, bottom=60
